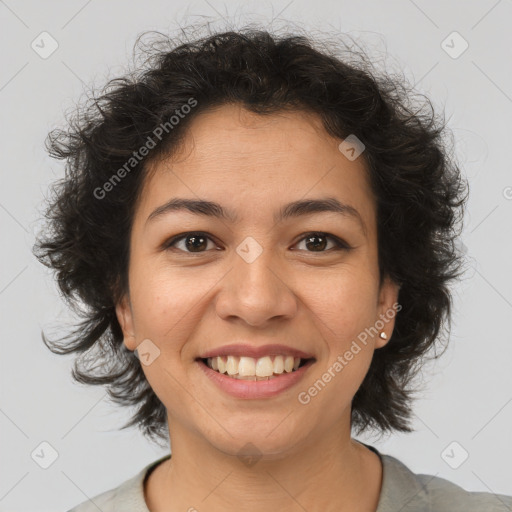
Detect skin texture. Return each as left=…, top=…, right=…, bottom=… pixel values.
left=116, top=103, right=400, bottom=512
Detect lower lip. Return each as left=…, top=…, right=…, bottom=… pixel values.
left=196, top=359, right=315, bottom=399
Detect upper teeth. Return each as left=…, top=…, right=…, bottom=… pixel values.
left=207, top=355, right=301, bottom=376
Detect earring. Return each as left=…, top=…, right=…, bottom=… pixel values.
left=379, top=332, right=388, bottom=340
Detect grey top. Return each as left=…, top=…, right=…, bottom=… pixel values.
left=67, top=445, right=512, bottom=512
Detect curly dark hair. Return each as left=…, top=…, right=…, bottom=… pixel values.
left=33, top=24, right=469, bottom=446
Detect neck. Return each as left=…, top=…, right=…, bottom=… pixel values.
left=145, top=419, right=382, bottom=512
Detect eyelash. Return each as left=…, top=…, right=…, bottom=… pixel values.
left=162, top=231, right=351, bottom=254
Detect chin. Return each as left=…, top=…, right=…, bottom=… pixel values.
left=206, top=423, right=309, bottom=461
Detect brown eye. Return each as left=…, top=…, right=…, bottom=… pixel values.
left=163, top=231, right=351, bottom=255
left=164, top=232, right=217, bottom=253
left=293, top=232, right=350, bottom=252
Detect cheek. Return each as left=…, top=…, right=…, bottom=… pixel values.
left=305, top=280, right=378, bottom=413
left=306, top=266, right=379, bottom=334
left=305, top=268, right=380, bottom=385
left=129, top=259, right=204, bottom=331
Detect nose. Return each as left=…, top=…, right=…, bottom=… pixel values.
left=215, top=249, right=298, bottom=327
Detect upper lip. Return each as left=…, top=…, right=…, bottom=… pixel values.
left=198, top=344, right=315, bottom=360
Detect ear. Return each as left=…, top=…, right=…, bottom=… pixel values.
left=375, top=275, right=401, bottom=349
left=115, top=294, right=137, bottom=351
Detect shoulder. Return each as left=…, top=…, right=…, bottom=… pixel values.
left=65, top=471, right=145, bottom=512
left=378, top=452, right=512, bottom=512
left=65, top=455, right=170, bottom=512
left=416, top=470, right=512, bottom=512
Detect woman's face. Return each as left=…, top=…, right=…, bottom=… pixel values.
left=116, top=103, right=400, bottom=457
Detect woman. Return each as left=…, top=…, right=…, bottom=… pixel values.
left=33, top=27, right=512, bottom=511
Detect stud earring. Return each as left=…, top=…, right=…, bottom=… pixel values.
left=379, top=332, right=388, bottom=340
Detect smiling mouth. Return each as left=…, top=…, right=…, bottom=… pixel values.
left=196, top=355, right=315, bottom=380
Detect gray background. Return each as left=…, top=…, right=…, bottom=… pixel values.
left=1, top=0, right=511, bottom=510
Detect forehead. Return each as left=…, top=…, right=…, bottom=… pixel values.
left=137, top=104, right=376, bottom=231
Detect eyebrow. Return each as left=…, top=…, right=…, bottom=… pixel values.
left=146, top=196, right=367, bottom=234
